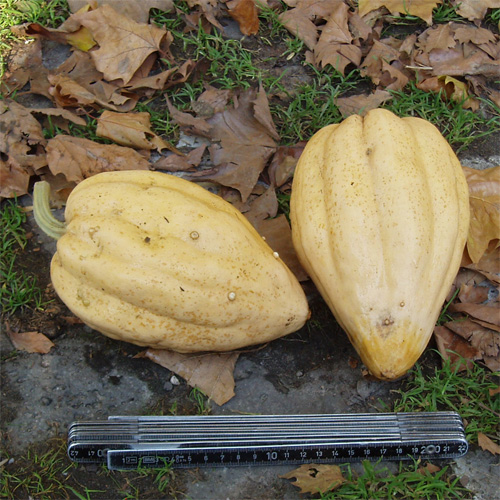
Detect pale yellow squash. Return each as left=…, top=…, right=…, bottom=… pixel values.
left=290, top=109, right=469, bottom=380
left=34, top=171, right=310, bottom=352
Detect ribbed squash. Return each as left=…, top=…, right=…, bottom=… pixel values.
left=34, top=171, right=309, bottom=352
left=290, top=109, right=469, bottom=380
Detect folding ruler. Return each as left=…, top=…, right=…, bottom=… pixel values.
left=67, top=411, right=468, bottom=470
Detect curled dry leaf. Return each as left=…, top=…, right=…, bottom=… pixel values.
left=139, top=349, right=240, bottom=405
left=281, top=464, right=346, bottom=494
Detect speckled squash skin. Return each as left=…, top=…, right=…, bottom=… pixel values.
left=290, top=109, right=469, bottom=380
left=51, top=170, right=310, bottom=352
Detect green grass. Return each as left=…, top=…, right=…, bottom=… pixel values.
left=0, top=440, right=176, bottom=500
left=0, top=439, right=75, bottom=499
left=383, top=82, right=500, bottom=152
left=188, top=387, right=212, bottom=415
left=0, top=200, right=45, bottom=314
left=269, top=66, right=367, bottom=143
left=318, top=460, right=471, bottom=499
left=392, top=355, right=499, bottom=445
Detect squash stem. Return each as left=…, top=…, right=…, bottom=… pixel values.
left=33, top=181, right=66, bottom=240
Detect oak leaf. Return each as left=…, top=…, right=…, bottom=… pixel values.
left=281, top=464, right=346, bottom=494
left=358, top=0, right=444, bottom=25
left=140, top=349, right=240, bottom=405
left=462, top=166, right=500, bottom=263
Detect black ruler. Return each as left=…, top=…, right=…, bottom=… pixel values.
left=67, top=412, right=468, bottom=470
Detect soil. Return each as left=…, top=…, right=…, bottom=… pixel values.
left=1, top=14, right=500, bottom=500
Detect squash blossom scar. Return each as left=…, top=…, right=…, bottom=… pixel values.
left=190, top=231, right=199, bottom=240
left=228, top=292, right=236, bottom=301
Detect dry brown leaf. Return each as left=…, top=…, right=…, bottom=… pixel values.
left=67, top=0, right=174, bottom=23
left=453, top=0, right=500, bottom=21
left=244, top=186, right=279, bottom=222
left=30, top=108, right=87, bottom=127
left=336, top=90, right=393, bottom=117
left=154, top=145, right=206, bottom=172
left=0, top=155, right=31, bottom=199
left=464, top=244, right=500, bottom=284
left=45, top=135, right=150, bottom=184
left=358, top=0, right=443, bottom=24
left=175, top=87, right=279, bottom=201
left=268, top=143, right=306, bottom=187
left=281, top=464, right=346, bottom=494
left=141, top=349, right=240, bottom=405
left=313, top=2, right=361, bottom=74
left=279, top=0, right=343, bottom=51
left=417, top=76, right=479, bottom=110
left=445, top=318, right=500, bottom=359
left=450, top=303, right=500, bottom=326
left=490, top=386, right=500, bottom=396
left=418, top=463, right=441, bottom=474
left=227, top=0, right=259, bottom=35
left=11, top=22, right=96, bottom=51
left=422, top=23, right=456, bottom=51
left=126, top=60, right=195, bottom=93
left=0, top=100, right=47, bottom=197
left=96, top=110, right=177, bottom=152
left=0, top=38, right=44, bottom=96
left=6, top=325, right=55, bottom=354
left=434, top=325, right=480, bottom=369
left=462, top=166, right=500, bottom=263
left=67, top=4, right=170, bottom=85
left=458, top=283, right=497, bottom=304
left=47, top=51, right=139, bottom=112
left=251, top=214, right=309, bottom=282
left=360, top=39, right=410, bottom=90
left=477, top=432, right=500, bottom=455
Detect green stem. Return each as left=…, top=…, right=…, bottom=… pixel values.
left=33, top=181, right=66, bottom=240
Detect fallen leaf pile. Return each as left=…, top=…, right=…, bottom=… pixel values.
left=1, top=0, right=499, bottom=405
